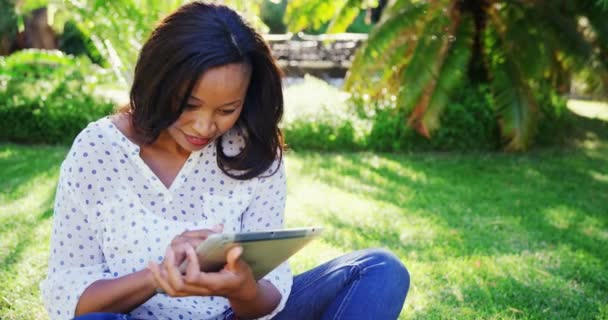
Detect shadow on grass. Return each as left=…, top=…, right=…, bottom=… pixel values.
left=298, top=146, right=608, bottom=251
left=0, top=208, right=53, bottom=270
left=0, top=144, right=65, bottom=198
left=436, top=270, right=599, bottom=319
left=0, top=144, right=66, bottom=273
left=291, top=115, right=608, bottom=318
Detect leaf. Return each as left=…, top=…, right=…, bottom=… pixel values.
left=327, top=0, right=364, bottom=34
left=345, top=2, right=430, bottom=92
left=487, top=7, right=538, bottom=151
left=284, top=0, right=345, bottom=32
left=405, top=1, right=461, bottom=138
left=390, top=3, right=451, bottom=132
left=416, top=13, right=474, bottom=135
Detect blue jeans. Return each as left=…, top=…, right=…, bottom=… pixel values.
left=73, top=249, right=410, bottom=320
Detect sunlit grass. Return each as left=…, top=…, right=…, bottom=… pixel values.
left=285, top=145, right=608, bottom=319
left=0, top=144, right=64, bottom=320
left=1, top=138, right=607, bottom=319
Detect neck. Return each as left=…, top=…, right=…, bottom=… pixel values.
left=148, top=130, right=190, bottom=158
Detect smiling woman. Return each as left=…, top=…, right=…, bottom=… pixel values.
left=39, top=3, right=409, bottom=320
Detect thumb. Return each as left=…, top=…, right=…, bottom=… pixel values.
left=226, top=246, right=243, bottom=271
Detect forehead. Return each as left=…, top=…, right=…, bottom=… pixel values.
left=189, top=63, right=251, bottom=102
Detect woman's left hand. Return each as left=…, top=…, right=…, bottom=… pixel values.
left=147, top=244, right=259, bottom=302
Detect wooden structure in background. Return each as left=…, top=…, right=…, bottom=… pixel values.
left=265, top=33, right=367, bottom=78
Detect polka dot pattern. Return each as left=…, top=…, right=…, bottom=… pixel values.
left=40, top=117, right=292, bottom=320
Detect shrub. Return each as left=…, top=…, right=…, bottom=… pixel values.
left=0, top=49, right=115, bottom=144
left=58, top=20, right=106, bottom=66
left=534, top=85, right=573, bottom=146
left=281, top=75, right=368, bottom=151
left=354, top=83, right=499, bottom=152
left=283, top=76, right=570, bottom=152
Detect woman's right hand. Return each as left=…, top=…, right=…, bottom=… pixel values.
left=167, top=224, right=224, bottom=267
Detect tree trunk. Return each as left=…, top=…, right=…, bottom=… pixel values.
left=22, top=7, right=57, bottom=50
left=461, top=0, right=489, bottom=84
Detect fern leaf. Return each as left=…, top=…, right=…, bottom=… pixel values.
left=405, top=1, right=461, bottom=137
left=417, top=13, right=474, bottom=134
left=345, top=2, right=430, bottom=91
left=284, top=0, right=345, bottom=32
left=487, top=7, right=538, bottom=151
left=327, top=0, right=364, bottom=34
left=393, top=5, right=451, bottom=125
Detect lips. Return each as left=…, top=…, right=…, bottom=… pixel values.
left=184, top=133, right=211, bottom=147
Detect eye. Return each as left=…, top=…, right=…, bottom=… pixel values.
left=184, top=103, right=198, bottom=110
left=219, top=109, right=236, bottom=115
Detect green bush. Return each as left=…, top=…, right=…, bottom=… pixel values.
left=58, top=20, right=106, bottom=66
left=0, top=49, right=115, bottom=144
left=282, top=75, right=368, bottom=151
left=534, top=85, right=573, bottom=146
left=351, top=83, right=499, bottom=152
left=284, top=118, right=361, bottom=151
left=283, top=76, right=570, bottom=152
left=424, top=84, right=499, bottom=151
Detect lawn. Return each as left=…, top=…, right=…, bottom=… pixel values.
left=1, top=121, right=607, bottom=319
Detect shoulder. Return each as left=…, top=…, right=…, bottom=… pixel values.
left=61, top=117, right=117, bottom=173
left=66, top=118, right=110, bottom=155
left=220, top=126, right=247, bottom=157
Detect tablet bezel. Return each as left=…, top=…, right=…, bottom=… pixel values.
left=178, top=227, right=323, bottom=279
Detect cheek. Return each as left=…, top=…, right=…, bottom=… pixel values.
left=217, top=112, right=242, bottom=133
left=171, top=112, right=193, bottom=128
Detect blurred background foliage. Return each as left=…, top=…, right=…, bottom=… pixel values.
left=0, top=0, right=606, bottom=151
left=286, top=0, right=608, bottom=151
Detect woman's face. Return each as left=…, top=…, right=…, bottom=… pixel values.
left=167, top=63, right=251, bottom=152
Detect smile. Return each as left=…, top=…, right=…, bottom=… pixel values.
left=184, top=133, right=211, bottom=146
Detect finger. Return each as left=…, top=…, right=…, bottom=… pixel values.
left=184, top=237, right=204, bottom=249
left=180, top=229, right=216, bottom=239
left=212, top=224, right=224, bottom=233
left=148, top=261, right=176, bottom=296
left=170, top=242, right=189, bottom=266
left=226, top=246, right=243, bottom=272
left=184, top=244, right=202, bottom=283
left=169, top=246, right=217, bottom=296
left=165, top=247, right=186, bottom=293
left=163, top=246, right=175, bottom=269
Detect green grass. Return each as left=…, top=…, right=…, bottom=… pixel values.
left=0, top=145, right=65, bottom=320
left=1, top=134, right=608, bottom=319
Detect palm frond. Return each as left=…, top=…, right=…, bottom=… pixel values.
left=392, top=3, right=450, bottom=122
left=405, top=1, right=462, bottom=137
left=487, top=6, right=538, bottom=151
left=491, top=3, right=551, bottom=82
left=284, top=0, right=346, bottom=32
left=326, top=0, right=364, bottom=34
left=415, top=13, right=474, bottom=135
left=380, top=0, right=416, bottom=22
left=345, top=2, right=430, bottom=91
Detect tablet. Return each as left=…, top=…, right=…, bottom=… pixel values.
left=178, top=227, right=323, bottom=280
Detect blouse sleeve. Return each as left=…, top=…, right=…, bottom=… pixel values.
left=40, top=155, right=114, bottom=319
left=239, top=159, right=292, bottom=319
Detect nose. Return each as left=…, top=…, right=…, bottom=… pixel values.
left=192, top=114, right=217, bottom=138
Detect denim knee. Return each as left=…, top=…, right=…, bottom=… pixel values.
left=362, top=248, right=410, bottom=292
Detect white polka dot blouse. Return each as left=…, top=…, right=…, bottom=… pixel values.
left=40, top=117, right=292, bottom=320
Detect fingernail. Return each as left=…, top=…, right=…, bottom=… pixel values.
left=212, top=224, right=224, bottom=232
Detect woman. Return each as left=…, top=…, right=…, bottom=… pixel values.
left=41, top=3, right=409, bottom=319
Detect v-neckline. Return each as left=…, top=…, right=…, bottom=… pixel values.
left=103, top=116, right=208, bottom=194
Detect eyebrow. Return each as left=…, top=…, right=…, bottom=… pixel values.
left=188, top=96, right=241, bottom=107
